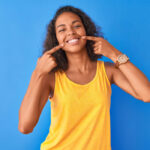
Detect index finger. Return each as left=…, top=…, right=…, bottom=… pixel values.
left=81, top=36, right=100, bottom=41
left=46, top=43, right=65, bottom=55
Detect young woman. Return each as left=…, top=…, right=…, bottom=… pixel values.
left=18, top=5, right=150, bottom=150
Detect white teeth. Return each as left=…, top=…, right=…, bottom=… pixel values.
left=67, top=39, right=79, bottom=44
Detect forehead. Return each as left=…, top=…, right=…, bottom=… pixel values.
left=55, top=12, right=82, bottom=27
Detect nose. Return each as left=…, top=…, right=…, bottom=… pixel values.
left=67, top=27, right=76, bottom=36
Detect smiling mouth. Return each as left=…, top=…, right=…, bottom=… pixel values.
left=66, top=38, right=80, bottom=45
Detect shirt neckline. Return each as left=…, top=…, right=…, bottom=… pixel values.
left=63, top=60, right=98, bottom=87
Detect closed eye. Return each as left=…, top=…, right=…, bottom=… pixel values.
left=58, top=25, right=81, bottom=33
left=74, top=25, right=81, bottom=28
left=58, top=29, right=65, bottom=32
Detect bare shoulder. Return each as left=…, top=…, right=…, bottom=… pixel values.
left=103, top=61, right=115, bottom=85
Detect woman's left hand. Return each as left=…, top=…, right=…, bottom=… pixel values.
left=81, top=36, right=122, bottom=62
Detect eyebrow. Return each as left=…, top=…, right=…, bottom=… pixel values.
left=56, top=20, right=81, bottom=29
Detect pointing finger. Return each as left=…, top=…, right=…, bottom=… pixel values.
left=81, top=36, right=100, bottom=41
left=46, top=43, right=65, bottom=55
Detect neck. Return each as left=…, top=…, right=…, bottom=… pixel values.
left=65, top=48, right=95, bottom=73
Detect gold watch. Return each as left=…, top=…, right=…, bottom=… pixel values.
left=115, top=54, right=129, bottom=68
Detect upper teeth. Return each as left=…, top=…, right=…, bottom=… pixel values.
left=67, top=38, right=79, bottom=43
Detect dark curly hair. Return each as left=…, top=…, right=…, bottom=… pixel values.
left=42, top=5, right=105, bottom=73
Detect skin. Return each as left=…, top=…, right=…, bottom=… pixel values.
left=48, top=12, right=150, bottom=102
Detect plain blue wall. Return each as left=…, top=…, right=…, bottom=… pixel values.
left=0, top=0, right=150, bottom=150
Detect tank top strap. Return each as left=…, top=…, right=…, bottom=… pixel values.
left=97, top=60, right=112, bottom=95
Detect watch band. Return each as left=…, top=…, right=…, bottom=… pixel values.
left=115, top=61, right=120, bottom=68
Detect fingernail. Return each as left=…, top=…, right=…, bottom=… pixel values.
left=81, top=36, right=86, bottom=39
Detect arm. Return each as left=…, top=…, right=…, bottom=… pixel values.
left=18, top=70, right=51, bottom=134
left=105, top=62, right=148, bottom=101
left=18, top=43, right=64, bottom=134
left=105, top=62, right=142, bottom=100
left=111, top=57, right=150, bottom=103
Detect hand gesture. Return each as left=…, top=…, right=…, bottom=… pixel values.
left=35, top=43, right=65, bottom=76
left=81, top=36, right=122, bottom=62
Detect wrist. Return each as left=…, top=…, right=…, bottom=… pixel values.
left=110, top=49, right=123, bottom=63
left=33, top=69, right=47, bottom=79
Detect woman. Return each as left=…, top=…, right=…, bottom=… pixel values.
left=18, top=5, right=150, bottom=150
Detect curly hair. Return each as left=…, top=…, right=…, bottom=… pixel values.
left=42, top=5, right=104, bottom=73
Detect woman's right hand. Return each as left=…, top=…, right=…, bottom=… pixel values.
left=35, top=43, right=65, bottom=76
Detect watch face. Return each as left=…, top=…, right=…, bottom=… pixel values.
left=118, top=54, right=129, bottom=63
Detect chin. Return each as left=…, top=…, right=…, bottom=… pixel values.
left=63, top=41, right=87, bottom=53
left=63, top=45, right=86, bottom=53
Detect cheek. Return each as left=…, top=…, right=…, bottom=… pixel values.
left=56, top=33, right=65, bottom=44
left=77, top=28, right=86, bottom=36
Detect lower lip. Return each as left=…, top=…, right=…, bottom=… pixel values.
left=66, top=39, right=80, bottom=46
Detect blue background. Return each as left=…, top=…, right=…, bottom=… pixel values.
left=0, top=0, right=150, bottom=150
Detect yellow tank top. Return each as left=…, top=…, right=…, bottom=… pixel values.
left=40, top=60, right=112, bottom=150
